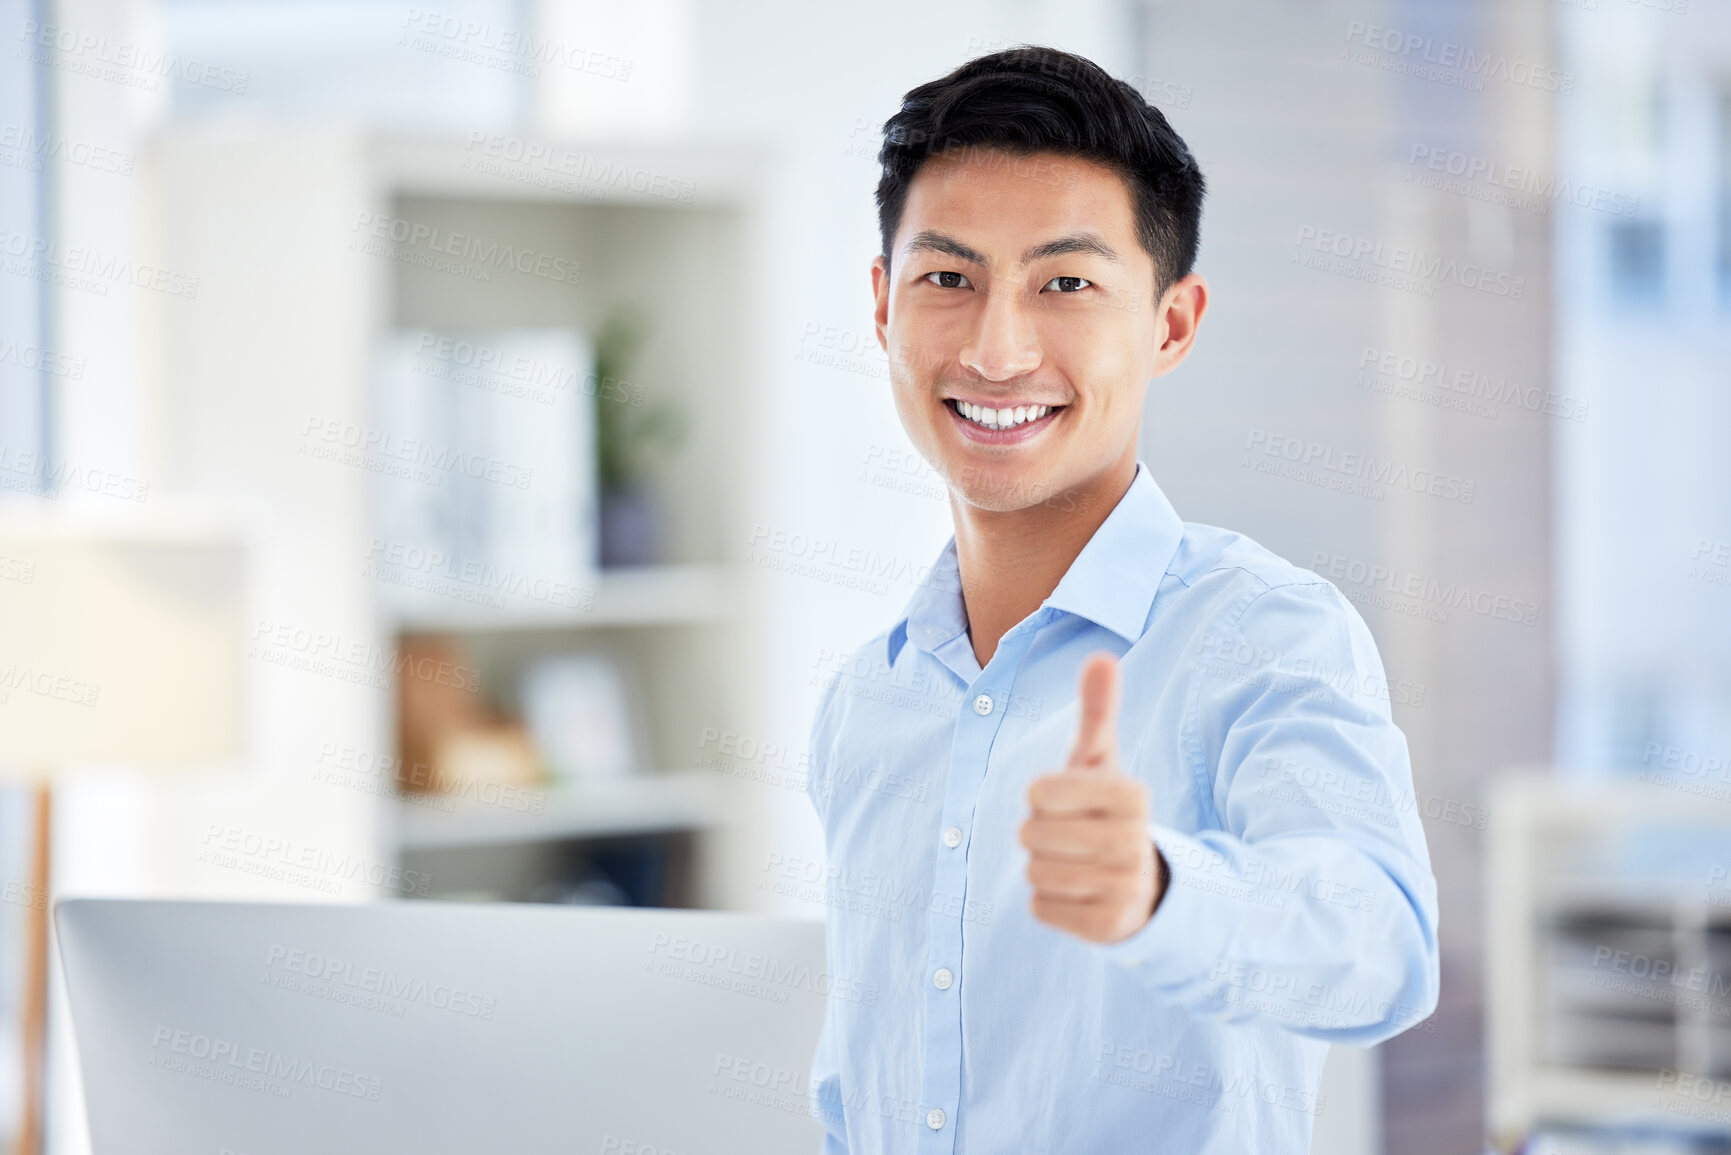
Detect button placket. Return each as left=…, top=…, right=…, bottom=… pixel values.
left=918, top=627, right=1040, bottom=1153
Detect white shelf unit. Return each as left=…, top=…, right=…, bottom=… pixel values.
left=147, top=128, right=768, bottom=910
left=1488, top=776, right=1731, bottom=1151
left=372, top=135, right=765, bottom=908
left=384, top=562, right=735, bottom=634
left=397, top=768, right=725, bottom=852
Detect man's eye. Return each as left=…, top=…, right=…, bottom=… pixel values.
left=924, top=271, right=972, bottom=289
left=1043, top=276, right=1092, bottom=293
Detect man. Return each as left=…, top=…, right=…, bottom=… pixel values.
left=804, top=47, right=1439, bottom=1153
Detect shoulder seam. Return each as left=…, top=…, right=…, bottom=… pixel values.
left=1220, top=572, right=1339, bottom=636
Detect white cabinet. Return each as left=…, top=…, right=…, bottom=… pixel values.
left=1488, top=777, right=1731, bottom=1150
left=146, top=128, right=769, bottom=910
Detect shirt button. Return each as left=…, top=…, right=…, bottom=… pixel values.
left=942, top=826, right=963, bottom=848
left=933, top=967, right=954, bottom=990
left=972, top=693, right=994, bottom=716
left=926, top=1107, right=947, bottom=1130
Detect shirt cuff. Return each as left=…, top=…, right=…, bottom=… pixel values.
left=1098, top=822, right=1236, bottom=991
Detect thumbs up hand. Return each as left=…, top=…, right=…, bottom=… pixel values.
left=1018, top=652, right=1166, bottom=943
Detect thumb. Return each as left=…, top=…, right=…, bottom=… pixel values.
left=1066, top=652, right=1121, bottom=772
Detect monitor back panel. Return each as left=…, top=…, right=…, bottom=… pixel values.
left=57, top=899, right=831, bottom=1155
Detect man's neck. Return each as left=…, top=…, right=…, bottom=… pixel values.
left=952, top=450, right=1138, bottom=668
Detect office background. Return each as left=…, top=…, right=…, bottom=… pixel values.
left=0, top=0, right=1728, bottom=1152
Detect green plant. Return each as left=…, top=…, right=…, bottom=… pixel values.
left=593, top=305, right=686, bottom=492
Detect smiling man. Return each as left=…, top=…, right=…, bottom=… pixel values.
left=803, top=47, right=1439, bottom=1153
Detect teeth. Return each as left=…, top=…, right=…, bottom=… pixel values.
left=954, top=401, right=1053, bottom=430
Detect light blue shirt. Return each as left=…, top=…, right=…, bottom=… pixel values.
left=803, top=460, right=1440, bottom=1154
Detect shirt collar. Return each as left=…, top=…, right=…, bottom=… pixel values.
left=886, top=460, right=1185, bottom=666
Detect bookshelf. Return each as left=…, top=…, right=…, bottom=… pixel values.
left=147, top=127, right=767, bottom=912
left=1488, top=777, right=1731, bottom=1151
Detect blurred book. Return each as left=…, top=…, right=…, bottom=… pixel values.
left=372, top=328, right=598, bottom=619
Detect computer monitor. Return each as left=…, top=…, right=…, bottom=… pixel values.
left=56, top=899, right=831, bottom=1154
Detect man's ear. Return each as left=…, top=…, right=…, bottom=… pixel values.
left=871, top=255, right=890, bottom=354
left=1151, top=272, right=1208, bottom=378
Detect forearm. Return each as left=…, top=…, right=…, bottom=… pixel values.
left=1108, top=824, right=1439, bottom=1044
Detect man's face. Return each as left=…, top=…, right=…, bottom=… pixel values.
left=872, top=148, right=1185, bottom=514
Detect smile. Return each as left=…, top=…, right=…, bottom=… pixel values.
left=946, top=398, right=1065, bottom=434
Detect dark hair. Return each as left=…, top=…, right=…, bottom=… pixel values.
left=876, top=46, right=1205, bottom=296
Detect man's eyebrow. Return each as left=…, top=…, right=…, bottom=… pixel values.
left=903, top=230, right=989, bottom=266
left=1022, top=233, right=1122, bottom=265
left=901, top=229, right=1124, bottom=268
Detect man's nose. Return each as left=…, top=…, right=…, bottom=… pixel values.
left=959, top=289, right=1041, bottom=381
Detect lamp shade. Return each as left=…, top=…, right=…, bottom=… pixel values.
left=0, top=508, right=247, bottom=772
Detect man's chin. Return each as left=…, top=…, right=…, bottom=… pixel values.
left=944, top=462, right=1070, bottom=514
